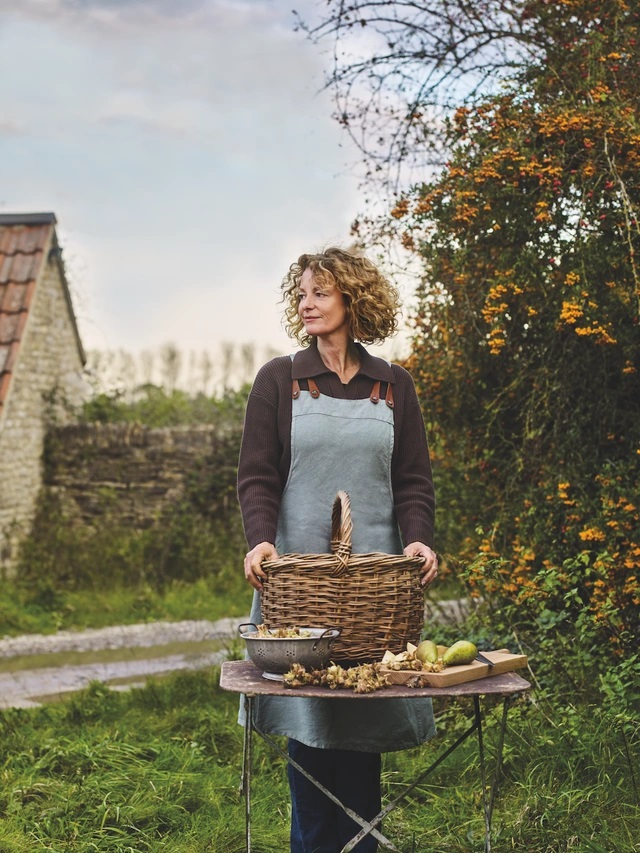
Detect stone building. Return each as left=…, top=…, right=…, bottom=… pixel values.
left=0, top=212, right=85, bottom=576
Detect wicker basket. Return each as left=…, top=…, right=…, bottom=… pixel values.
left=260, top=491, right=425, bottom=662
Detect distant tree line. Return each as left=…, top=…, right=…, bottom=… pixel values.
left=84, top=341, right=282, bottom=399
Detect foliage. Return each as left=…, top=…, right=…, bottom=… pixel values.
left=300, top=1, right=639, bottom=700
left=389, top=0, right=640, bottom=670
left=15, top=382, right=250, bottom=613
left=16, top=482, right=246, bottom=599
left=79, top=383, right=249, bottom=429
left=0, top=575, right=252, bottom=638
left=0, top=669, right=637, bottom=851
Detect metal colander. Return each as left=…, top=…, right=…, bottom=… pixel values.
left=238, top=623, right=342, bottom=674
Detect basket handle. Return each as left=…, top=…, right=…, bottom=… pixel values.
left=330, top=491, right=353, bottom=573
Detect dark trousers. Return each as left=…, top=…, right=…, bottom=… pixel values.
left=287, top=739, right=381, bottom=853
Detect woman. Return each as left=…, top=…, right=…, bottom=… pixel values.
left=238, top=247, right=438, bottom=852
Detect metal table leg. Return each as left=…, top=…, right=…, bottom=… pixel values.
left=239, top=692, right=514, bottom=853
left=344, top=717, right=480, bottom=851
left=240, top=694, right=253, bottom=852
left=473, top=695, right=491, bottom=852
left=255, top=726, right=401, bottom=851
left=488, top=695, right=511, bottom=827
left=475, top=694, right=512, bottom=853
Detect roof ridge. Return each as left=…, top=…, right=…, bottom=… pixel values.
left=0, top=213, right=57, bottom=226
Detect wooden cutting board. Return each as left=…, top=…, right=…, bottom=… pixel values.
left=381, top=648, right=528, bottom=688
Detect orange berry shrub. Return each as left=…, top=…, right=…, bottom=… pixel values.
left=403, top=0, right=639, bottom=691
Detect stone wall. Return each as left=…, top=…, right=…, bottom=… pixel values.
left=42, top=422, right=236, bottom=527
left=0, top=253, right=85, bottom=576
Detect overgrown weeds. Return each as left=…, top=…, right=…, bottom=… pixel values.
left=0, top=575, right=252, bottom=637
left=0, top=669, right=637, bottom=851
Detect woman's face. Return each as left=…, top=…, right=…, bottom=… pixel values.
left=297, top=268, right=349, bottom=340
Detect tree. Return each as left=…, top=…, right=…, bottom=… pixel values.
left=297, top=0, right=539, bottom=192
left=302, top=0, right=640, bottom=666
left=404, top=1, right=640, bottom=659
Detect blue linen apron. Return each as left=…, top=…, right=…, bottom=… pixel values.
left=242, top=372, right=436, bottom=752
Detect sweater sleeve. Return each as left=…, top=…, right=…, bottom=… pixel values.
left=391, top=367, right=436, bottom=548
left=237, top=360, right=287, bottom=549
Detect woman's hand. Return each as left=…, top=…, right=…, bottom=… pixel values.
left=403, top=542, right=438, bottom=587
left=244, top=541, right=278, bottom=592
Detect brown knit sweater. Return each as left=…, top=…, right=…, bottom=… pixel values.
left=237, top=341, right=436, bottom=550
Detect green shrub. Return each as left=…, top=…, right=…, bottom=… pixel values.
left=17, top=383, right=249, bottom=598
left=16, top=491, right=246, bottom=595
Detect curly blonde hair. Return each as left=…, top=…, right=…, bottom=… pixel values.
left=281, top=247, right=401, bottom=345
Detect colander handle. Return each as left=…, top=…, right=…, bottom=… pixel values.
left=237, top=622, right=259, bottom=636
left=312, top=626, right=342, bottom=651
left=330, top=491, right=353, bottom=572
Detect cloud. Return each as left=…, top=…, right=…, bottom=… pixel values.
left=0, top=0, right=299, bottom=36
left=96, top=91, right=209, bottom=136
left=0, top=119, right=26, bottom=135
left=0, top=0, right=331, bottom=140
left=0, top=0, right=368, bottom=358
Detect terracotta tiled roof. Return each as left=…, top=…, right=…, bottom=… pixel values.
left=0, top=212, right=84, bottom=417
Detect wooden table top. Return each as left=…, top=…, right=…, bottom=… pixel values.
left=220, top=660, right=531, bottom=700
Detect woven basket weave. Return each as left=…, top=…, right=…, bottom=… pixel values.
left=260, top=491, right=425, bottom=662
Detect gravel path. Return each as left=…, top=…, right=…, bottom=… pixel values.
left=0, top=616, right=249, bottom=709
left=0, top=649, right=232, bottom=709
left=0, top=599, right=470, bottom=709
left=0, top=617, right=248, bottom=659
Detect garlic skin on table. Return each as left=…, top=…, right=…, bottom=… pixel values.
left=381, top=643, right=445, bottom=673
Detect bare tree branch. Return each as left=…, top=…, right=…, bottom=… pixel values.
left=295, top=0, right=540, bottom=193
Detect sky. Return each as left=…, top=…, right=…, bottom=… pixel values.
left=0, top=0, right=417, bottom=383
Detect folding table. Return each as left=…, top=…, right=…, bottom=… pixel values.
left=220, top=659, right=531, bottom=853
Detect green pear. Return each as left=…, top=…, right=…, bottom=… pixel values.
left=415, top=640, right=439, bottom=664
left=442, top=640, right=478, bottom=666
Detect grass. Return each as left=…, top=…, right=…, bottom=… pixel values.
left=1, top=564, right=637, bottom=851
left=0, top=577, right=253, bottom=638
left=0, top=668, right=638, bottom=852
left=0, top=671, right=285, bottom=852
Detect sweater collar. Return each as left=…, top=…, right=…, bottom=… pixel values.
left=291, top=340, right=395, bottom=383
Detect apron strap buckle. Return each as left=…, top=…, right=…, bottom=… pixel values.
left=307, top=378, right=321, bottom=398
left=371, top=381, right=394, bottom=407
left=385, top=382, right=395, bottom=408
